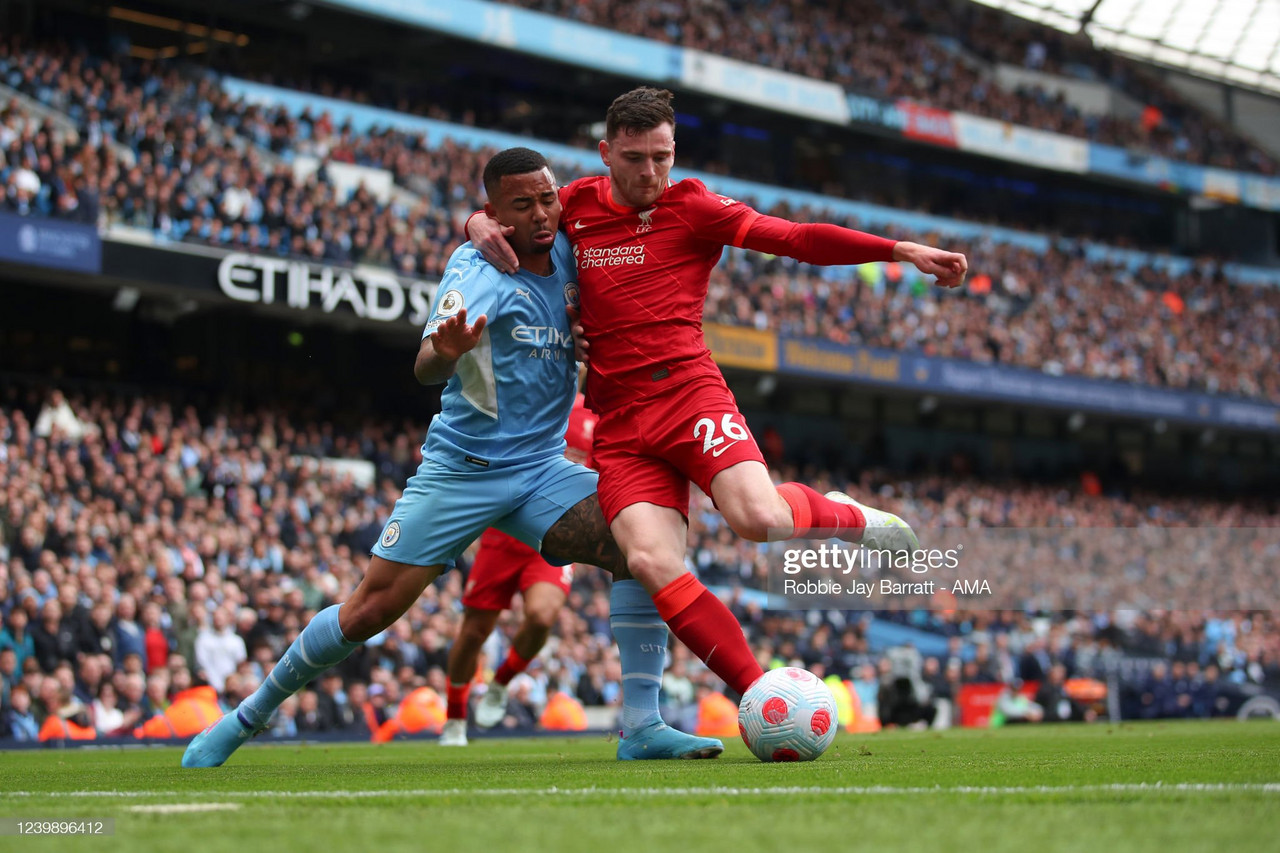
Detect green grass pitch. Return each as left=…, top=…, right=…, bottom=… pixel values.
left=3, top=721, right=1278, bottom=853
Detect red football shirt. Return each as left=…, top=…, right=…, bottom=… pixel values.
left=559, top=175, right=896, bottom=411
left=560, top=176, right=760, bottom=411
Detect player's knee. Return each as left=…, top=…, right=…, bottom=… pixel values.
left=723, top=495, right=791, bottom=543
left=525, top=603, right=559, bottom=631
left=624, top=549, right=684, bottom=589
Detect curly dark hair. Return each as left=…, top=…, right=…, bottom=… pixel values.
left=482, top=147, right=549, bottom=199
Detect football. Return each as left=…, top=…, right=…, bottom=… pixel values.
left=738, top=667, right=839, bottom=762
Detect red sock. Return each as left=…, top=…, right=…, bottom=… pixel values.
left=446, top=682, right=471, bottom=721
left=653, top=574, right=763, bottom=695
left=493, top=648, right=531, bottom=686
left=777, top=482, right=865, bottom=539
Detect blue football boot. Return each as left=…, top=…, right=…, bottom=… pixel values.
left=181, top=710, right=258, bottom=768
left=616, top=721, right=724, bottom=760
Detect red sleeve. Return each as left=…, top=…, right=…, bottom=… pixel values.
left=678, top=180, right=761, bottom=248
left=740, top=214, right=898, bottom=265
left=464, top=209, right=484, bottom=240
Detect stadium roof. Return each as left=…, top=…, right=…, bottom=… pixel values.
left=971, top=0, right=1280, bottom=95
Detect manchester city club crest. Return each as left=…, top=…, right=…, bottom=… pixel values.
left=381, top=521, right=401, bottom=548
left=564, top=281, right=580, bottom=308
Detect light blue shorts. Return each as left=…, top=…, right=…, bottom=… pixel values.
left=371, top=453, right=598, bottom=569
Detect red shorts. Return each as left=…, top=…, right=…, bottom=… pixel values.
left=461, top=528, right=574, bottom=611
left=593, top=374, right=766, bottom=525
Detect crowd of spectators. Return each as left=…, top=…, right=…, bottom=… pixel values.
left=0, top=39, right=470, bottom=279
left=501, top=0, right=1276, bottom=174
left=955, top=0, right=1275, bottom=175
left=1, top=385, right=1276, bottom=743
left=707, top=234, right=1280, bottom=402
left=0, top=97, right=99, bottom=222
left=6, top=36, right=1279, bottom=406
left=5, top=30, right=1274, bottom=242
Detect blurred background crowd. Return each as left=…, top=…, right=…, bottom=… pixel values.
left=4, top=36, right=1277, bottom=403
left=3, top=385, right=1276, bottom=741
left=502, top=0, right=1275, bottom=173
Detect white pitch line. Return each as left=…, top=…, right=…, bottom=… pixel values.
left=5, top=783, right=1280, bottom=800
left=128, top=803, right=243, bottom=814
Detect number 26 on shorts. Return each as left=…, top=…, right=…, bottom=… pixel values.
left=693, top=413, right=748, bottom=457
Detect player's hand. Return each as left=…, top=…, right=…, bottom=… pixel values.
left=467, top=213, right=520, bottom=274
left=567, top=306, right=589, bottom=363
left=894, top=241, right=968, bottom=289
left=430, top=308, right=488, bottom=360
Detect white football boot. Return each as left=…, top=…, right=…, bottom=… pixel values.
left=439, top=718, right=468, bottom=747
left=825, top=491, right=920, bottom=554
left=474, top=683, right=508, bottom=729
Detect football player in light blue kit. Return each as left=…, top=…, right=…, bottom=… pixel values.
left=183, top=148, right=722, bottom=766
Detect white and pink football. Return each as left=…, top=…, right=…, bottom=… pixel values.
left=738, top=667, right=838, bottom=762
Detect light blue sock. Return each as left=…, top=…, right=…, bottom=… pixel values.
left=238, top=604, right=358, bottom=729
left=610, top=580, right=667, bottom=737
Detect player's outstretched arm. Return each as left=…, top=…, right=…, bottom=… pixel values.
left=464, top=212, right=520, bottom=274
left=415, top=309, right=488, bottom=385
left=740, top=215, right=967, bottom=288
left=893, top=241, right=968, bottom=289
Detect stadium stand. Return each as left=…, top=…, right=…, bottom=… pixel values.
left=1, top=383, right=1276, bottom=741
left=498, top=0, right=1276, bottom=174
left=0, top=35, right=1243, bottom=250
left=4, top=38, right=1278, bottom=403
left=1, top=2, right=1278, bottom=745
left=0, top=37, right=469, bottom=277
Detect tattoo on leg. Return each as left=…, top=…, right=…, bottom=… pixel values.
left=542, top=495, right=628, bottom=577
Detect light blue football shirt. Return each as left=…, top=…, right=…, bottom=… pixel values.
left=420, top=233, right=579, bottom=467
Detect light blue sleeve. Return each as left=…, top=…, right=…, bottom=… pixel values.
left=554, top=234, right=580, bottom=313
left=422, top=251, right=502, bottom=339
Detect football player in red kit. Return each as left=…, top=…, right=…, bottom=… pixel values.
left=468, top=87, right=967, bottom=698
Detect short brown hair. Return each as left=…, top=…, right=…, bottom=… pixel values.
left=605, top=87, right=675, bottom=140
